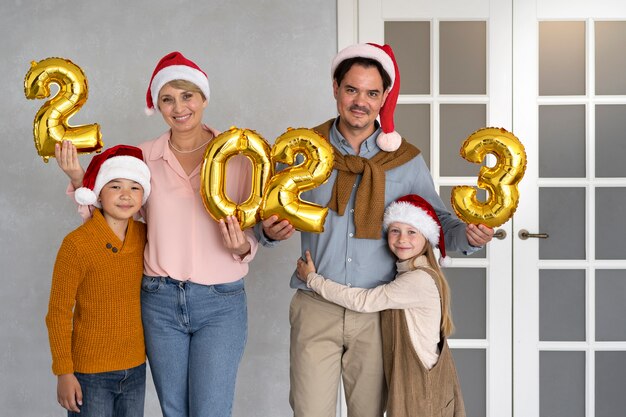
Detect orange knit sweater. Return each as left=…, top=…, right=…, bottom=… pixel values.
left=46, top=209, right=146, bottom=375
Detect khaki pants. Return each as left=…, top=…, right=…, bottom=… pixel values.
left=289, top=289, right=385, bottom=417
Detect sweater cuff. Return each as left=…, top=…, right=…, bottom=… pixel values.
left=306, top=272, right=323, bottom=289
left=52, top=361, right=74, bottom=376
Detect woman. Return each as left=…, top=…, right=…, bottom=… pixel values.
left=56, top=51, right=265, bottom=417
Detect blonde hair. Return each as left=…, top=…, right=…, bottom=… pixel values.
left=414, top=241, right=455, bottom=337
left=162, top=79, right=206, bottom=100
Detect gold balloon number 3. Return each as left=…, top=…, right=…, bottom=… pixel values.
left=451, top=127, right=527, bottom=228
left=201, top=127, right=334, bottom=233
left=24, top=57, right=103, bottom=162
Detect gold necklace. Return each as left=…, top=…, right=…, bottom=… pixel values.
left=168, top=138, right=211, bottom=154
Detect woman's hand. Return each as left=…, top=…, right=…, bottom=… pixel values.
left=296, top=250, right=316, bottom=283
left=55, top=140, right=85, bottom=188
left=57, top=373, right=82, bottom=412
left=219, top=216, right=251, bottom=257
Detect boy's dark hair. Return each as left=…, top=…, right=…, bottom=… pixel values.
left=333, top=57, right=392, bottom=91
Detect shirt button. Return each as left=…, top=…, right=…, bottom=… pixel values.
left=347, top=283, right=352, bottom=287
left=350, top=209, right=354, bottom=213
left=106, top=243, right=112, bottom=249
left=347, top=258, right=352, bottom=262
left=349, top=233, right=353, bottom=237
left=112, top=247, right=118, bottom=253
left=353, top=183, right=357, bottom=188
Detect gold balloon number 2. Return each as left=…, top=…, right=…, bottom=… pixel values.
left=451, top=127, right=527, bottom=228
left=201, top=127, right=334, bottom=233
left=24, top=57, right=103, bottom=162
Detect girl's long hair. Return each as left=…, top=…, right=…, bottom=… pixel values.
left=415, top=241, right=455, bottom=337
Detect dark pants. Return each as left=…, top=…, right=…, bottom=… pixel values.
left=69, top=363, right=146, bottom=417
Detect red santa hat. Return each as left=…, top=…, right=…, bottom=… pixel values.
left=145, top=51, right=210, bottom=115
left=75, top=145, right=151, bottom=208
left=383, top=194, right=451, bottom=266
left=331, top=43, right=402, bottom=152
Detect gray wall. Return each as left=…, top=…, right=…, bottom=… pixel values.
left=0, top=1, right=336, bottom=415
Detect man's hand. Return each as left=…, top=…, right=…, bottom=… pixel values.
left=262, top=215, right=295, bottom=241
left=466, top=223, right=494, bottom=247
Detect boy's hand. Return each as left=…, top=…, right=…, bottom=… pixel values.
left=296, top=250, right=316, bottom=282
left=57, top=373, right=82, bottom=412
left=55, top=140, right=85, bottom=189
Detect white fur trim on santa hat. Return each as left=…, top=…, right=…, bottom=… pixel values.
left=75, top=187, right=98, bottom=206
left=331, top=44, right=396, bottom=88
left=376, top=131, right=402, bottom=152
left=79, top=155, right=151, bottom=208
left=439, top=256, right=452, bottom=267
left=383, top=201, right=440, bottom=247
left=148, top=65, right=210, bottom=114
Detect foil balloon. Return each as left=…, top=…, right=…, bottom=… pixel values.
left=24, top=57, right=103, bottom=162
left=451, top=127, right=526, bottom=228
left=260, top=128, right=334, bottom=233
left=200, top=127, right=273, bottom=229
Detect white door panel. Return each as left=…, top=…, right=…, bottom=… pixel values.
left=341, top=1, right=626, bottom=417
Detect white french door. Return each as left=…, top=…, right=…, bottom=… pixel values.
left=339, top=0, right=626, bottom=416
left=338, top=0, right=513, bottom=416
left=514, top=1, right=626, bottom=417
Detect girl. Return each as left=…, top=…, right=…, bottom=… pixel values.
left=296, top=194, right=466, bottom=417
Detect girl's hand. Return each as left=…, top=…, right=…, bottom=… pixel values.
left=296, top=250, right=316, bottom=282
left=219, top=216, right=251, bottom=257
left=57, top=373, right=82, bottom=412
left=55, top=140, right=85, bottom=188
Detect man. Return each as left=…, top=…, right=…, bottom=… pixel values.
left=261, top=43, right=493, bottom=417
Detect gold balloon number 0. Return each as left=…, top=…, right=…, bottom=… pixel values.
left=201, top=127, right=334, bottom=233
left=24, top=57, right=103, bottom=162
left=451, top=127, right=527, bottom=228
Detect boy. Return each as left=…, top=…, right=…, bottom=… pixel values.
left=46, top=144, right=150, bottom=417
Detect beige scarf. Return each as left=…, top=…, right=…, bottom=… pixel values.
left=314, top=119, right=420, bottom=239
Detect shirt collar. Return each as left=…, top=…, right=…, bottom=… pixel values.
left=396, top=255, right=430, bottom=274
left=330, top=118, right=381, bottom=156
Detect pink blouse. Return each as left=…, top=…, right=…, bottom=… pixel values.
left=73, top=125, right=258, bottom=285
left=138, top=126, right=258, bottom=284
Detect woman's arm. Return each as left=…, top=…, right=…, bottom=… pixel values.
left=55, top=141, right=85, bottom=188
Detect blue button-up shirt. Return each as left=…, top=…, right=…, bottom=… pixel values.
left=259, top=119, right=474, bottom=290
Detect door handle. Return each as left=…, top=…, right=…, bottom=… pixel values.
left=518, top=229, right=549, bottom=240
left=493, top=229, right=507, bottom=240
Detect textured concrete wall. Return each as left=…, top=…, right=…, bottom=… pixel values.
left=0, top=1, right=336, bottom=415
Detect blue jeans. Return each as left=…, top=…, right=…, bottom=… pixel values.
left=141, top=276, right=248, bottom=417
left=69, top=363, right=146, bottom=417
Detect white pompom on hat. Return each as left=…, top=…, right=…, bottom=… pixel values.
left=331, top=43, right=402, bottom=152
left=74, top=145, right=151, bottom=208
left=145, top=51, right=210, bottom=115
left=383, top=194, right=451, bottom=266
